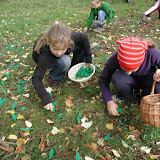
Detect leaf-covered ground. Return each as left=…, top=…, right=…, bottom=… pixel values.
left=1, top=0, right=160, bottom=159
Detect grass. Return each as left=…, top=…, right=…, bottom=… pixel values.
left=1, top=0, right=160, bottom=159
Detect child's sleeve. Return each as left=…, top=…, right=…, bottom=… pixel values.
left=86, top=8, right=95, bottom=27
left=98, top=52, right=118, bottom=103
left=103, top=3, right=115, bottom=23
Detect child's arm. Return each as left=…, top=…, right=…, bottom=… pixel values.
left=102, top=2, right=115, bottom=24
left=71, top=32, right=92, bottom=63
left=83, top=9, right=95, bottom=32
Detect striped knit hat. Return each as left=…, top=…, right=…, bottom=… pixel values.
left=116, top=37, right=149, bottom=71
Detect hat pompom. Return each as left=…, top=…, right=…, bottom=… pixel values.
left=116, top=37, right=149, bottom=71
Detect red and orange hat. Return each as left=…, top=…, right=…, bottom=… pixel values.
left=116, top=37, right=149, bottom=71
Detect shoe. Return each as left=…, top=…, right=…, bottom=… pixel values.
left=49, top=77, right=59, bottom=86
left=92, top=20, right=105, bottom=26
left=141, top=13, right=147, bottom=21
left=93, top=27, right=105, bottom=33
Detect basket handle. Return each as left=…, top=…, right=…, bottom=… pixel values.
left=150, top=80, right=156, bottom=95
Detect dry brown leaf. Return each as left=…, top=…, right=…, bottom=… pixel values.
left=15, top=145, right=25, bottom=153
left=131, top=129, right=141, bottom=137
left=21, top=155, right=31, bottom=160
left=65, top=140, right=70, bottom=146
left=20, top=130, right=30, bottom=137
left=129, top=126, right=135, bottom=131
left=84, top=143, right=98, bottom=153
left=92, top=132, right=98, bottom=138
left=38, top=135, right=44, bottom=152
left=96, top=112, right=104, bottom=116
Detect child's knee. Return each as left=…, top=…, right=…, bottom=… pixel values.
left=60, top=55, right=71, bottom=70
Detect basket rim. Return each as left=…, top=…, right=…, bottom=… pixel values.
left=141, top=94, right=160, bottom=105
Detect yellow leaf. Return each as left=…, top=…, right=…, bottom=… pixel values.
left=67, top=23, right=71, bottom=25
left=66, top=108, right=72, bottom=113
left=11, top=124, right=16, bottom=128
left=65, top=98, right=74, bottom=107
left=29, top=71, right=34, bottom=74
left=17, top=113, right=24, bottom=119
left=8, top=134, right=18, bottom=140
left=149, top=154, right=160, bottom=159
left=16, top=138, right=26, bottom=145
left=5, top=110, right=15, bottom=114
left=46, top=132, right=51, bottom=138
left=106, top=123, right=113, bottom=130
left=59, top=129, right=65, bottom=133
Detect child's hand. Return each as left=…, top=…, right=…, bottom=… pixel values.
left=153, top=69, right=160, bottom=82
left=44, top=103, right=55, bottom=112
left=107, top=100, right=119, bottom=116
left=83, top=27, right=88, bottom=32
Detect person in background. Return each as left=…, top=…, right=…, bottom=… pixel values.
left=83, top=0, right=115, bottom=33
left=142, top=0, right=160, bottom=21
left=98, top=37, right=160, bottom=116
left=32, top=23, right=92, bottom=111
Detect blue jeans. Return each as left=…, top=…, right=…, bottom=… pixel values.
left=111, top=70, right=160, bottom=101
left=48, top=45, right=87, bottom=81
left=93, top=10, right=106, bottom=28
left=47, top=54, right=71, bottom=81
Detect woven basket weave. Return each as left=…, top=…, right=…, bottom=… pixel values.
left=140, top=81, right=160, bottom=127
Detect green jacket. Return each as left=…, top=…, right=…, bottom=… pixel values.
left=87, top=2, right=115, bottom=27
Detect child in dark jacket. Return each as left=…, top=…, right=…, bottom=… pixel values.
left=83, top=0, right=115, bottom=33
left=98, top=37, right=160, bottom=116
left=32, top=23, right=92, bottom=111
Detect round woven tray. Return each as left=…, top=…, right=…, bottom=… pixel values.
left=140, top=81, right=160, bottom=127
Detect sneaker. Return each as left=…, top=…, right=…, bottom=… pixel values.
left=141, top=13, right=147, bottom=21
left=92, top=20, right=105, bottom=26
left=93, top=27, right=105, bottom=33
left=49, top=77, right=59, bottom=86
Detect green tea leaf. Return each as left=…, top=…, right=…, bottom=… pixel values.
left=77, top=110, right=81, bottom=124
left=21, top=105, right=25, bottom=111
left=49, top=148, right=54, bottom=159
left=75, top=151, right=80, bottom=160
left=57, top=113, right=63, bottom=120
left=104, top=133, right=111, bottom=140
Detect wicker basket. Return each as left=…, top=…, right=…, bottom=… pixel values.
left=68, top=62, right=95, bottom=83
left=140, top=81, right=160, bottom=127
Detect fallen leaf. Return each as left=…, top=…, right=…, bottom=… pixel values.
left=51, top=127, right=59, bottom=135
left=15, top=145, right=25, bottom=153
left=141, top=146, right=151, bottom=154
left=25, top=120, right=32, bottom=128
left=106, top=123, right=113, bottom=130
left=129, top=126, right=135, bottom=131
left=75, top=151, right=80, bottom=160
left=65, top=96, right=74, bottom=107
left=8, top=134, right=17, bottom=140
left=111, top=149, right=121, bottom=158
left=11, top=124, right=16, bottom=128
left=149, top=154, right=160, bottom=159
left=92, top=132, right=98, bottom=138
left=84, top=156, right=94, bottom=160
left=17, top=113, right=24, bottom=119
left=20, top=130, right=30, bottom=137
left=47, top=119, right=54, bottom=124
left=59, top=128, right=65, bottom=133
left=21, top=155, right=31, bottom=160
left=131, top=129, right=141, bottom=137
left=49, top=148, right=54, bottom=159
left=16, top=138, right=26, bottom=145
left=38, top=135, right=44, bottom=152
